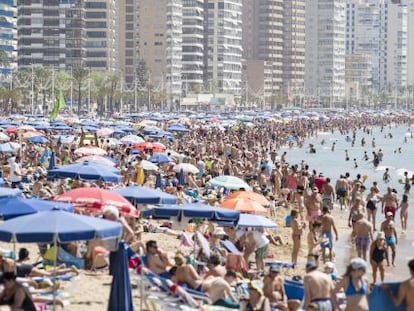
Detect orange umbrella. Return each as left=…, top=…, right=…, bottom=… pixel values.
left=225, top=191, right=269, bottom=206
left=221, top=198, right=267, bottom=214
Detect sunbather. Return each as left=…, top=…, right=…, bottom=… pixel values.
left=146, top=240, right=173, bottom=278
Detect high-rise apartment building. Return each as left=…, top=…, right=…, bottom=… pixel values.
left=138, top=0, right=182, bottom=98
left=0, top=0, right=17, bottom=76
left=118, top=0, right=138, bottom=85
left=305, top=0, right=346, bottom=104
left=242, top=0, right=283, bottom=100
left=84, top=0, right=116, bottom=72
left=345, top=1, right=380, bottom=91
left=205, top=0, right=243, bottom=95
left=282, top=0, right=306, bottom=98
left=182, top=0, right=204, bottom=93
left=17, top=0, right=85, bottom=70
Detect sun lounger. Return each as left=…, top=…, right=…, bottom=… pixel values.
left=43, top=246, right=85, bottom=270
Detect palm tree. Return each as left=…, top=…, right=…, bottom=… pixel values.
left=72, top=66, right=88, bottom=114
left=0, top=50, right=10, bottom=68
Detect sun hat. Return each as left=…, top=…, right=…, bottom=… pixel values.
left=386, top=211, right=393, bottom=217
left=213, top=227, right=226, bottom=236
left=350, top=257, right=367, bottom=270
left=376, top=231, right=385, bottom=240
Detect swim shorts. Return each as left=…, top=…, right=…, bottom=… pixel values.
left=356, top=236, right=370, bottom=253
left=336, top=188, right=347, bottom=198
left=309, top=299, right=332, bottom=311
left=385, top=236, right=396, bottom=246
left=321, top=231, right=333, bottom=249
left=384, top=206, right=396, bottom=218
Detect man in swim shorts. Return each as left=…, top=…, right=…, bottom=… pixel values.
left=335, top=175, right=348, bottom=210
left=352, top=212, right=373, bottom=261
left=381, top=186, right=398, bottom=218
left=381, top=212, right=398, bottom=266
left=304, top=262, right=336, bottom=311
left=319, top=206, right=338, bottom=263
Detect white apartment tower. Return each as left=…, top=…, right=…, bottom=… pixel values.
left=182, top=0, right=204, bottom=93
left=205, top=0, right=243, bottom=95
left=305, top=0, right=346, bottom=105
left=345, top=0, right=380, bottom=91
left=138, top=0, right=182, bottom=99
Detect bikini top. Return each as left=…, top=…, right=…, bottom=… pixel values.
left=345, top=276, right=367, bottom=297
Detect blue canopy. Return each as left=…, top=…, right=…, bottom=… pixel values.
left=144, top=202, right=240, bottom=221
left=237, top=214, right=278, bottom=229
left=149, top=153, right=172, bottom=164
left=0, top=187, right=22, bottom=198
left=113, top=185, right=177, bottom=204
left=29, top=136, right=48, bottom=144
left=48, top=161, right=122, bottom=182
left=0, top=197, right=73, bottom=220
left=0, top=209, right=122, bottom=243
left=108, top=242, right=134, bottom=311
left=167, top=124, right=190, bottom=132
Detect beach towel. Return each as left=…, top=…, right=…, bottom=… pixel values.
left=180, top=232, right=195, bottom=248
left=368, top=283, right=406, bottom=311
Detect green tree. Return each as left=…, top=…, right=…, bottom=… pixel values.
left=72, top=66, right=89, bottom=114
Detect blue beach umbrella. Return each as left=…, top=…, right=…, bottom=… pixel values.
left=29, top=136, right=48, bottom=144
left=48, top=161, right=121, bottom=182
left=155, top=172, right=163, bottom=189
left=177, top=168, right=185, bottom=186
left=0, top=209, right=122, bottom=243
left=0, top=143, right=14, bottom=153
left=237, top=214, right=278, bottom=229
left=113, top=185, right=177, bottom=204
left=0, top=187, right=21, bottom=198
left=108, top=242, right=134, bottom=311
left=149, top=153, right=172, bottom=164
left=0, top=197, right=73, bottom=220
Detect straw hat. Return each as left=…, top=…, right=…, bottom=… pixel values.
left=376, top=231, right=385, bottom=240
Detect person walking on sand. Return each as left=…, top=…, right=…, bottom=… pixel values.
left=369, top=231, right=388, bottom=284
left=303, top=261, right=336, bottom=311
left=352, top=212, right=373, bottom=261
left=290, top=210, right=304, bottom=266
left=381, top=186, right=398, bottom=218
left=399, top=194, right=409, bottom=233
left=380, top=212, right=398, bottom=267
left=366, top=187, right=380, bottom=231
left=336, top=258, right=370, bottom=311
left=335, top=175, right=348, bottom=210
left=319, top=206, right=339, bottom=263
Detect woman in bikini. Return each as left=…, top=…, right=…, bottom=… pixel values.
left=0, top=272, right=37, bottom=311
left=336, top=258, right=370, bottom=311
left=369, top=231, right=388, bottom=284
left=399, top=194, right=409, bottom=233
left=290, top=210, right=304, bottom=266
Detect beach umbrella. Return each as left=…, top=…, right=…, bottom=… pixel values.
left=0, top=188, right=21, bottom=198
left=0, top=132, right=10, bottom=142
left=54, top=187, right=136, bottom=215
left=0, top=197, right=73, bottom=220
left=237, top=214, right=278, bottom=229
left=97, top=127, right=114, bottom=137
left=113, top=185, right=177, bottom=205
left=48, top=161, right=122, bottom=182
left=149, top=153, right=172, bottom=164
left=164, top=149, right=183, bottom=161
left=140, top=160, right=158, bottom=171
left=120, top=134, right=144, bottom=144
left=207, top=175, right=251, bottom=191
left=167, top=124, right=190, bottom=132
left=225, top=191, right=269, bottom=206
left=173, top=163, right=199, bottom=174
left=18, top=124, right=36, bottom=131
left=48, top=151, right=57, bottom=170
left=76, top=156, right=116, bottom=167
left=22, top=131, right=45, bottom=139
left=0, top=209, right=122, bottom=243
left=144, top=202, right=239, bottom=221
left=53, top=135, right=75, bottom=144
left=74, top=146, right=107, bottom=156
left=155, top=172, right=163, bottom=189
left=0, top=143, right=14, bottom=153
left=134, top=142, right=166, bottom=152
left=177, top=168, right=185, bottom=186
left=5, top=126, right=16, bottom=134
left=108, top=242, right=134, bottom=311
left=220, top=198, right=267, bottom=214
left=28, top=135, right=48, bottom=144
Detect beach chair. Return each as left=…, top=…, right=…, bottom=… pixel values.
left=43, top=246, right=85, bottom=270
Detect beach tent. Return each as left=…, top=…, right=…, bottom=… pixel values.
left=0, top=197, right=73, bottom=220
left=143, top=202, right=240, bottom=221
left=48, top=161, right=121, bottom=182
left=113, top=185, right=177, bottom=205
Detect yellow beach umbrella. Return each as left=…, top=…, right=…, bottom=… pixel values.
left=135, top=166, right=145, bottom=185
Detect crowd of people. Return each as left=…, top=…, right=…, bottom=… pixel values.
left=0, top=113, right=412, bottom=310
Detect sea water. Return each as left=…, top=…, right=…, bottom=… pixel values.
left=279, top=124, right=414, bottom=281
